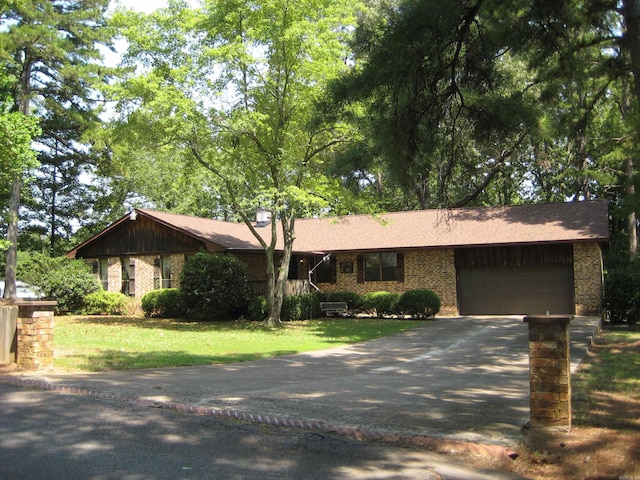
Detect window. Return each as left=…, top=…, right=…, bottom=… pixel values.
left=99, top=258, right=108, bottom=290
left=121, top=257, right=135, bottom=296
left=358, top=252, right=404, bottom=282
left=288, top=255, right=301, bottom=280
left=154, top=256, right=172, bottom=289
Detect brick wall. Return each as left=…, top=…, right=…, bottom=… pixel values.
left=99, top=255, right=187, bottom=300
left=86, top=241, right=603, bottom=318
left=319, top=249, right=459, bottom=316
left=135, top=256, right=155, bottom=298
left=107, top=257, right=121, bottom=293
left=172, top=254, right=185, bottom=290
left=405, top=249, right=457, bottom=315
left=236, top=253, right=268, bottom=281
left=573, top=242, right=603, bottom=316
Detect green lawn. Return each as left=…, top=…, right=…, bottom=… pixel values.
left=53, top=316, right=425, bottom=371
left=572, top=329, right=640, bottom=427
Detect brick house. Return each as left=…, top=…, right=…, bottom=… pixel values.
left=67, top=200, right=609, bottom=316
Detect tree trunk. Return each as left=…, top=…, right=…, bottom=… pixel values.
left=263, top=246, right=282, bottom=326
left=623, top=0, right=640, bottom=105
left=263, top=214, right=296, bottom=326
left=626, top=155, right=638, bottom=261
left=4, top=59, right=33, bottom=300
left=623, top=0, right=640, bottom=260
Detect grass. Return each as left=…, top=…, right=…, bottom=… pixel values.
left=512, top=328, right=640, bottom=479
left=572, top=328, right=640, bottom=427
left=53, top=315, right=425, bottom=371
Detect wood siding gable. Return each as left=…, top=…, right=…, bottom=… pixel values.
left=75, top=214, right=213, bottom=258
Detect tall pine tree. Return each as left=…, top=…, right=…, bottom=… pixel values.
left=0, top=0, right=114, bottom=298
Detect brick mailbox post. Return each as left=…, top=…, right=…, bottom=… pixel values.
left=523, top=314, right=573, bottom=429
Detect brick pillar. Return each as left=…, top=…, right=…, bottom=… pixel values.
left=523, top=314, right=573, bottom=429
left=16, top=301, right=57, bottom=370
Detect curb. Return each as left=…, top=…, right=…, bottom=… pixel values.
left=0, top=373, right=519, bottom=462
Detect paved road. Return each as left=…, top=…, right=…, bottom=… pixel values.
left=3, top=316, right=600, bottom=449
left=0, top=383, right=525, bottom=479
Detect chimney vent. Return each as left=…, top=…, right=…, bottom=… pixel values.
left=256, top=209, right=272, bottom=227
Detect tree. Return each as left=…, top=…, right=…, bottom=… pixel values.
left=331, top=0, right=537, bottom=209
left=0, top=108, right=40, bottom=273
left=110, top=0, right=361, bottom=325
left=509, top=1, right=640, bottom=258
left=23, top=113, right=105, bottom=256
left=0, top=0, right=114, bottom=298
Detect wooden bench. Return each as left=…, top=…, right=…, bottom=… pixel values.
left=320, top=301, right=348, bottom=316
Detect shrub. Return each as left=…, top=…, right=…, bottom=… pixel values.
left=281, top=293, right=322, bottom=321
left=179, top=253, right=250, bottom=320
left=604, top=264, right=640, bottom=325
left=17, top=252, right=100, bottom=315
left=323, top=291, right=363, bottom=312
left=141, top=289, right=185, bottom=318
left=397, top=289, right=441, bottom=319
left=362, top=291, right=400, bottom=316
left=248, top=296, right=268, bottom=321
left=83, top=291, right=131, bottom=315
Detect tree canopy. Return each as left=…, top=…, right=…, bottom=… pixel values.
left=108, top=0, right=362, bottom=323
left=0, top=0, right=114, bottom=298
left=2, top=0, right=640, bottom=317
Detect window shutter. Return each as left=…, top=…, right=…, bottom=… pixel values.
left=330, top=256, right=337, bottom=284
left=396, top=252, right=404, bottom=283
left=357, top=255, right=364, bottom=284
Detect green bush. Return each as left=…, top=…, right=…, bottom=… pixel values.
left=397, top=289, right=441, bottom=319
left=17, top=252, right=100, bottom=315
left=179, top=253, right=250, bottom=320
left=281, top=293, right=322, bottom=321
left=141, top=289, right=185, bottom=318
left=604, top=263, right=640, bottom=325
left=82, top=291, right=131, bottom=315
left=323, top=291, right=363, bottom=312
left=248, top=296, right=268, bottom=321
left=361, top=291, right=400, bottom=316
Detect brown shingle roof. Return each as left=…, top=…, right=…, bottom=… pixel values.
left=138, top=200, right=609, bottom=254
left=138, top=209, right=265, bottom=250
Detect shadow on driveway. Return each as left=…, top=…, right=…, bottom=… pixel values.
left=3, top=316, right=600, bottom=448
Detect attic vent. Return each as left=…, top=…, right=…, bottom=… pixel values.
left=256, top=209, right=272, bottom=227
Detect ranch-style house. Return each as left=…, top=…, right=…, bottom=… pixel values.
left=67, top=200, right=609, bottom=316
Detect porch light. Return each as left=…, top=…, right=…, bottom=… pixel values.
left=129, top=210, right=138, bottom=221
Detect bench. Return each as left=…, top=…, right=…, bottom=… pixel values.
left=320, top=301, right=348, bottom=316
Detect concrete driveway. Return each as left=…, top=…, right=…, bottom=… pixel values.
left=3, top=316, right=600, bottom=449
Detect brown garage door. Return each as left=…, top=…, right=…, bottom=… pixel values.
left=457, top=265, right=575, bottom=315
left=455, top=245, right=575, bottom=315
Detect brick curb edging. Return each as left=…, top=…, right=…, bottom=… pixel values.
left=0, top=374, right=519, bottom=462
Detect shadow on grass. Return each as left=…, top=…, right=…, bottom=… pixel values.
left=572, top=330, right=640, bottom=429
left=306, top=317, right=427, bottom=344
left=64, top=316, right=264, bottom=332
left=67, top=349, right=299, bottom=372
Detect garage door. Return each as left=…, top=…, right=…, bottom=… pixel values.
left=455, top=245, right=575, bottom=315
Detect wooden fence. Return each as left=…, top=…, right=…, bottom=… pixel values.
left=0, top=305, right=18, bottom=365
left=248, top=280, right=311, bottom=297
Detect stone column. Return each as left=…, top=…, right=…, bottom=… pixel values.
left=523, top=314, right=573, bottom=429
left=16, top=301, right=57, bottom=370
